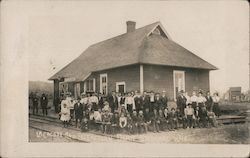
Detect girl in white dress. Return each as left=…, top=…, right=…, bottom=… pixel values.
left=60, top=103, right=70, bottom=127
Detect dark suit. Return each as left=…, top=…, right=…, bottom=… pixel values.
left=40, top=95, right=48, bottom=116
left=74, top=102, right=83, bottom=127
left=176, top=95, right=187, bottom=116
left=205, top=96, right=213, bottom=111
left=134, top=96, right=143, bottom=113
left=160, top=96, right=168, bottom=109
left=108, top=95, right=118, bottom=112
left=141, top=96, right=150, bottom=112
left=154, top=97, right=162, bottom=111
left=32, top=96, right=39, bottom=114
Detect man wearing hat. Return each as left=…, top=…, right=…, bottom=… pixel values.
left=160, top=90, right=168, bottom=110
left=176, top=90, right=187, bottom=128
left=40, top=93, right=48, bottom=116
left=108, top=91, right=118, bottom=113
left=74, top=97, right=83, bottom=128
left=176, top=90, right=186, bottom=116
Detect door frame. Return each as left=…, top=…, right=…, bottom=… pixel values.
left=173, top=70, right=185, bottom=100
left=116, top=81, right=126, bottom=93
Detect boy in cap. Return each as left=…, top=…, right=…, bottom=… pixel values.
left=111, top=110, right=120, bottom=134
left=168, top=108, right=178, bottom=131
left=137, top=110, right=147, bottom=133
left=119, top=112, right=127, bottom=133
left=184, top=103, right=194, bottom=129
left=159, top=109, right=167, bottom=131
left=198, top=106, right=208, bottom=128
left=131, top=110, right=139, bottom=134
left=101, top=109, right=112, bottom=134
left=151, top=109, right=160, bottom=132
left=81, top=111, right=89, bottom=132
left=74, top=97, right=83, bottom=128
left=126, top=113, right=133, bottom=134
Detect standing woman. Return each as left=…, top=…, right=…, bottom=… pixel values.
left=197, top=91, right=206, bottom=115
left=212, top=92, right=221, bottom=118
left=190, top=91, right=198, bottom=109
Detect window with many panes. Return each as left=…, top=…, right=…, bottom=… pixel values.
left=100, top=73, right=108, bottom=95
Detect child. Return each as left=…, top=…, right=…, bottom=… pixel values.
left=168, top=108, right=178, bottom=131
left=176, top=108, right=187, bottom=129
left=126, top=113, right=133, bottom=134
left=81, top=112, right=89, bottom=132
left=101, top=110, right=112, bottom=134
left=207, top=109, right=218, bottom=128
left=144, top=108, right=152, bottom=131
left=152, top=109, right=160, bottom=132
left=111, top=111, right=120, bottom=134
left=199, top=106, right=208, bottom=128
left=193, top=106, right=200, bottom=128
left=159, top=109, right=167, bottom=131
left=119, top=113, right=127, bottom=133
left=131, top=111, right=138, bottom=134
left=60, top=103, right=70, bottom=127
left=137, top=110, right=147, bottom=133
left=184, top=103, right=194, bottom=129
left=93, top=108, right=102, bottom=131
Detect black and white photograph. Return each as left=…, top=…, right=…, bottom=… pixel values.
left=1, top=0, right=249, bottom=157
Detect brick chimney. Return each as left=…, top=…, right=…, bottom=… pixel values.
left=126, top=21, right=136, bottom=33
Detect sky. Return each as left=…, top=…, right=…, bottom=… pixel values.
left=9, top=1, right=248, bottom=93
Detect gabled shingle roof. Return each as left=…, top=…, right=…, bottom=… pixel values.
left=49, top=21, right=217, bottom=81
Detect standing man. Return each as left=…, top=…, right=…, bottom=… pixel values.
left=149, top=91, right=155, bottom=112
left=142, top=91, right=150, bottom=112
left=176, top=90, right=187, bottom=128
left=40, top=93, right=48, bottom=116
left=160, top=90, right=168, bottom=110
left=205, top=91, right=213, bottom=111
left=125, top=92, right=135, bottom=113
left=74, top=97, right=83, bottom=128
left=176, top=90, right=187, bottom=116
left=108, top=91, right=118, bottom=113
left=134, top=91, right=142, bottom=113
left=32, top=92, right=39, bottom=115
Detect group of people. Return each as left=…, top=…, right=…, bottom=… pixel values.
left=59, top=89, right=221, bottom=134
left=29, top=92, right=49, bottom=116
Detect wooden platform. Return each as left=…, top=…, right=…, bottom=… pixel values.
left=217, top=115, right=247, bottom=124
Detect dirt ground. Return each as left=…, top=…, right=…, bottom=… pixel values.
left=29, top=122, right=249, bottom=144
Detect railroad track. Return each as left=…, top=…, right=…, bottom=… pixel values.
left=29, top=115, right=144, bottom=143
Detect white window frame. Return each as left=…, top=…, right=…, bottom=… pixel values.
left=173, top=70, right=185, bottom=100
left=84, top=78, right=96, bottom=92
left=116, top=81, right=126, bottom=93
left=100, top=73, right=108, bottom=95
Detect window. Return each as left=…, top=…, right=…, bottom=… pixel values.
left=74, top=83, right=81, bottom=98
left=59, top=82, right=68, bottom=96
left=116, top=82, right=126, bottom=93
left=173, top=70, right=185, bottom=100
left=85, top=78, right=96, bottom=92
left=100, top=73, right=108, bottom=95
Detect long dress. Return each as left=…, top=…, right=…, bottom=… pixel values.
left=60, top=106, right=70, bottom=121
left=212, top=96, right=221, bottom=117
